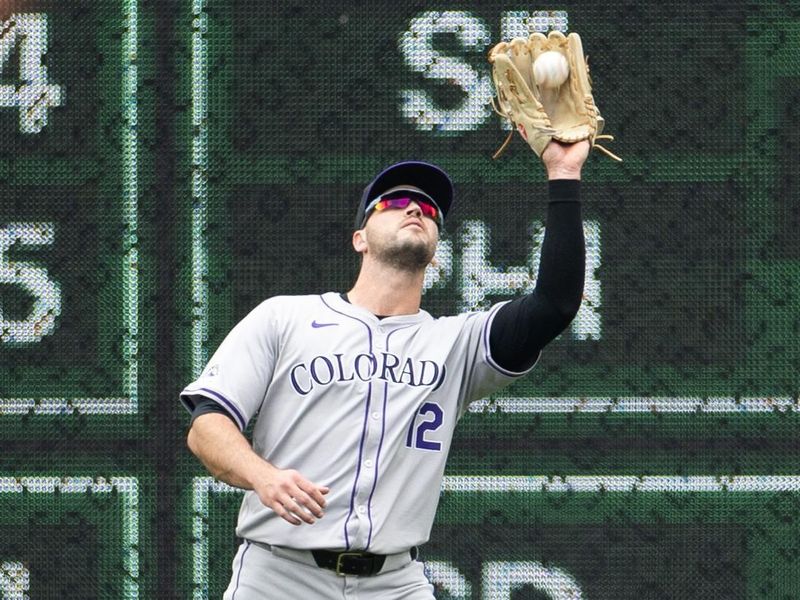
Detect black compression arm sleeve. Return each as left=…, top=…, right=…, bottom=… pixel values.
left=188, top=394, right=239, bottom=427
left=489, top=179, right=585, bottom=372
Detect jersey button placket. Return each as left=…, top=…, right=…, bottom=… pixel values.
left=346, top=330, right=379, bottom=549
left=353, top=332, right=386, bottom=548
left=355, top=415, right=380, bottom=547
left=347, top=392, right=371, bottom=547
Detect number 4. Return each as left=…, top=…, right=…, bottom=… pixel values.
left=0, top=13, right=64, bottom=133
left=405, top=402, right=444, bottom=452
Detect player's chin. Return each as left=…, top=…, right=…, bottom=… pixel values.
left=383, top=239, right=435, bottom=271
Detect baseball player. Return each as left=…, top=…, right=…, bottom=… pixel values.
left=181, top=140, right=589, bottom=599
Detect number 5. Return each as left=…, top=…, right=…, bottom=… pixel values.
left=0, top=223, right=61, bottom=343
left=405, top=402, right=444, bottom=452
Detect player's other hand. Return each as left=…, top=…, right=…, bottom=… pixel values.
left=255, top=466, right=330, bottom=526
left=542, top=139, right=590, bottom=180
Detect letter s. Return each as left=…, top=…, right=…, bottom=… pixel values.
left=398, top=11, right=493, bottom=133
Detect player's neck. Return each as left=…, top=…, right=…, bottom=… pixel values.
left=347, top=262, right=424, bottom=317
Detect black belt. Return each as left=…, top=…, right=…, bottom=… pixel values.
left=311, top=547, right=418, bottom=576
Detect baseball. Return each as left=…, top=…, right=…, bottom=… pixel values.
left=533, top=51, right=569, bottom=88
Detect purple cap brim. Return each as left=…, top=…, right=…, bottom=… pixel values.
left=355, top=161, right=453, bottom=229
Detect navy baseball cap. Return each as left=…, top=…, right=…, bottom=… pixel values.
left=355, top=161, right=454, bottom=229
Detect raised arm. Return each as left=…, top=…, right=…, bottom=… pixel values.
left=489, top=140, right=589, bottom=372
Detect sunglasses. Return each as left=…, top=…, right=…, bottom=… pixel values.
left=365, top=191, right=441, bottom=226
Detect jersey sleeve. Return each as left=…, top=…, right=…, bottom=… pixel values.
left=450, top=301, right=538, bottom=418
left=179, top=300, right=279, bottom=430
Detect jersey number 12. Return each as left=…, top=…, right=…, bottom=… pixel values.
left=405, top=402, right=443, bottom=452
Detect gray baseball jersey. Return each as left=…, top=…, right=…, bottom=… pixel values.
left=181, top=292, right=532, bottom=555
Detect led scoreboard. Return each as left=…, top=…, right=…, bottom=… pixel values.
left=0, top=1, right=153, bottom=597
left=2, top=0, right=800, bottom=598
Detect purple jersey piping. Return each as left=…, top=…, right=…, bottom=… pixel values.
left=231, top=540, right=251, bottom=600
left=319, top=294, right=374, bottom=549
left=365, top=381, right=388, bottom=550
left=184, top=387, right=246, bottom=430
left=365, top=323, right=416, bottom=550
left=346, top=383, right=372, bottom=549
left=482, top=302, right=535, bottom=377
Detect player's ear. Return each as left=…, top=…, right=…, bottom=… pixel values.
left=352, top=229, right=367, bottom=253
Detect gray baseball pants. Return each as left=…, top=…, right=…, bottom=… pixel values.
left=223, top=540, right=436, bottom=599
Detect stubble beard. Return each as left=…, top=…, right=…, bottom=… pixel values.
left=375, top=236, right=435, bottom=273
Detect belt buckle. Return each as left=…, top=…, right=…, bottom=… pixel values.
left=335, top=551, right=366, bottom=576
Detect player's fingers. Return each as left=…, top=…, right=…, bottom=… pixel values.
left=297, top=479, right=329, bottom=509
left=289, top=500, right=317, bottom=525
left=278, top=492, right=317, bottom=524
left=271, top=502, right=302, bottom=526
left=293, top=489, right=325, bottom=518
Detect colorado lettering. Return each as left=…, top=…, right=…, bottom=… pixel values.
left=289, top=352, right=445, bottom=395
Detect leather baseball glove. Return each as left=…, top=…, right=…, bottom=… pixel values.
left=488, top=31, right=621, bottom=161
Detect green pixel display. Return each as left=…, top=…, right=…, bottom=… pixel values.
left=0, top=1, right=798, bottom=597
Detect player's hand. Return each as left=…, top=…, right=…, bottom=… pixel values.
left=255, top=467, right=330, bottom=526
left=541, top=139, right=590, bottom=180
